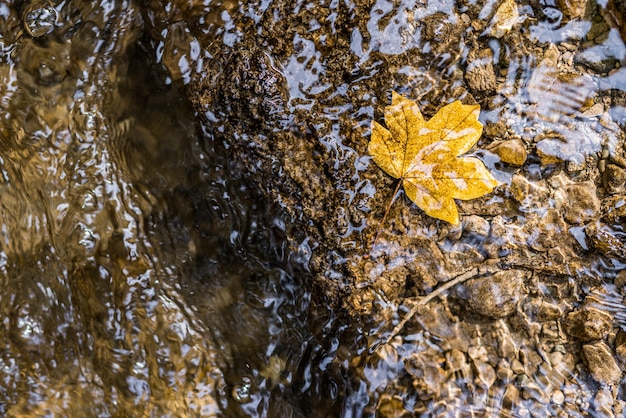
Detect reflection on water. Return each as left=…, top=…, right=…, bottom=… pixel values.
left=1, top=0, right=626, bottom=416
left=0, top=0, right=320, bottom=416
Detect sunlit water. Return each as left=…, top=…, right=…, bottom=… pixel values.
left=1, top=0, right=626, bottom=416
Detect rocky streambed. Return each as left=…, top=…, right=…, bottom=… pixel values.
left=177, top=0, right=626, bottom=415
left=1, top=0, right=626, bottom=416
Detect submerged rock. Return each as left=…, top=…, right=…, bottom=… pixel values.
left=562, top=307, right=613, bottom=341
left=557, top=0, right=590, bottom=19
left=490, top=139, right=528, bottom=166
left=582, top=342, right=622, bottom=385
left=561, top=182, right=601, bottom=225
left=603, top=163, right=626, bottom=194
left=465, top=47, right=497, bottom=94
left=586, top=221, right=626, bottom=260
left=454, top=270, right=526, bottom=318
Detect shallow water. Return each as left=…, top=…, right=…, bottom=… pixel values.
left=1, top=0, right=626, bottom=416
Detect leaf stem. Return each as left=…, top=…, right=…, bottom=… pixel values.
left=367, top=179, right=403, bottom=256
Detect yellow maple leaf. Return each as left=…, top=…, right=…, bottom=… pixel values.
left=369, top=92, right=498, bottom=225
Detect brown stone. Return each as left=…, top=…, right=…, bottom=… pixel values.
left=562, top=307, right=612, bottom=341
left=616, top=330, right=626, bottom=362
left=604, top=164, right=626, bottom=194
left=615, top=270, right=626, bottom=291
left=465, top=49, right=496, bottom=93
left=454, top=270, right=525, bottom=318
left=491, top=139, right=527, bottom=166
left=557, top=0, right=589, bottom=19
left=561, top=182, right=600, bottom=225
left=489, top=0, right=521, bottom=38
left=582, top=342, right=622, bottom=385
left=502, top=384, right=520, bottom=410
left=594, top=387, right=615, bottom=417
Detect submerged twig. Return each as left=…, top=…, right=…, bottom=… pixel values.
left=385, top=265, right=499, bottom=345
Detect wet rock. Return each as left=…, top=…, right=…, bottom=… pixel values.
left=502, top=383, right=520, bottom=410
left=454, top=270, right=526, bottom=318
left=467, top=345, right=488, bottom=362
left=509, top=174, right=550, bottom=207
left=496, top=360, right=514, bottom=381
left=536, top=301, right=563, bottom=321
left=586, top=221, right=626, bottom=260
left=195, top=49, right=287, bottom=129
left=594, top=387, right=615, bottom=418
left=521, top=349, right=544, bottom=377
left=574, top=17, right=621, bottom=73
left=511, top=358, right=524, bottom=375
left=527, top=46, right=596, bottom=123
left=231, top=377, right=253, bottom=403
left=603, top=164, right=626, bottom=194
left=496, top=323, right=518, bottom=360
left=526, top=299, right=563, bottom=321
left=603, top=0, right=626, bottom=41
left=552, top=389, right=565, bottom=405
left=580, top=103, right=605, bottom=119
left=562, top=306, right=613, bottom=341
left=575, top=50, right=620, bottom=74
left=462, top=215, right=491, bottom=237
left=474, top=361, right=496, bottom=388
left=560, top=181, right=600, bottom=225
left=421, top=11, right=464, bottom=57
left=465, top=48, right=496, bottom=93
left=527, top=208, right=568, bottom=252
left=21, top=0, right=58, bottom=38
left=377, top=394, right=410, bottom=418
left=586, top=18, right=611, bottom=43
left=522, top=380, right=550, bottom=404
left=582, top=342, right=622, bottom=385
left=446, top=223, right=464, bottom=241
left=445, top=349, right=469, bottom=374
left=490, top=139, right=527, bottom=166
left=487, top=0, right=522, bottom=38
left=601, top=196, right=626, bottom=225
left=548, top=350, right=576, bottom=384
left=541, top=322, right=560, bottom=339
left=557, top=0, right=589, bottom=19
left=535, top=137, right=580, bottom=165
left=405, top=350, right=447, bottom=399
left=615, top=270, right=626, bottom=291
left=567, top=155, right=588, bottom=173
left=615, top=330, right=626, bottom=363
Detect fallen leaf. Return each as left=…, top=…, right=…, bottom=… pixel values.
left=369, top=92, right=498, bottom=225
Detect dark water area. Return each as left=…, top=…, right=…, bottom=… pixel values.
left=0, top=1, right=347, bottom=416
